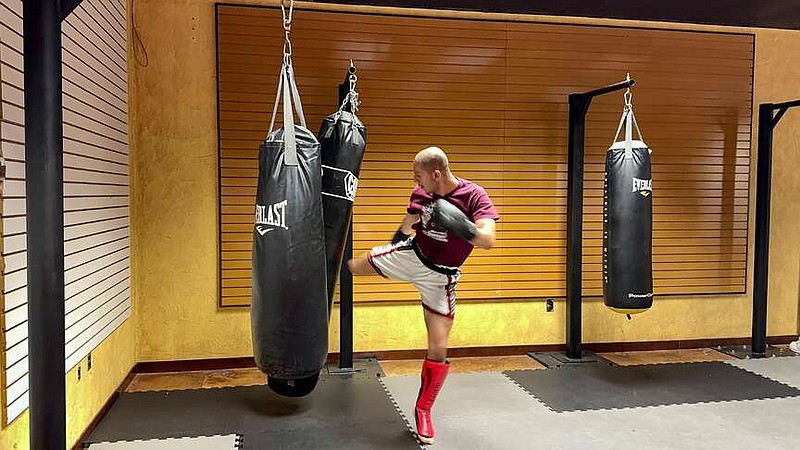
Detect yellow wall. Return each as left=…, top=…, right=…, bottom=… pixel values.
left=0, top=320, right=136, bottom=449
left=131, top=0, right=800, bottom=362
left=754, top=29, right=800, bottom=340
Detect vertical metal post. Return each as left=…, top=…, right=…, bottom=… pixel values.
left=339, top=223, right=354, bottom=369
left=24, top=0, right=66, bottom=448
left=566, top=94, right=590, bottom=359
left=749, top=100, right=800, bottom=357
left=563, top=78, right=634, bottom=361
left=751, top=103, right=773, bottom=357
left=337, top=68, right=354, bottom=369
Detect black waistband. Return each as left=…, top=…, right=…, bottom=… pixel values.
left=411, top=239, right=459, bottom=276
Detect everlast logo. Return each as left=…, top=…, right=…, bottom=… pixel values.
left=255, top=200, right=288, bottom=235
left=344, top=172, right=358, bottom=201
left=632, top=177, right=652, bottom=197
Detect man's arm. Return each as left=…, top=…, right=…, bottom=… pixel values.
left=431, top=198, right=496, bottom=249
left=392, top=213, right=420, bottom=244
left=470, top=218, right=496, bottom=250
left=401, top=213, right=420, bottom=234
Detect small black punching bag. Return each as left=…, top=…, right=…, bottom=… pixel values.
left=320, top=63, right=367, bottom=314
left=603, top=102, right=654, bottom=315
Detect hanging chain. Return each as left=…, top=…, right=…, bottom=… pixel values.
left=346, top=72, right=361, bottom=112
left=623, top=72, right=633, bottom=110
left=281, top=0, right=294, bottom=66
left=338, top=63, right=361, bottom=113
left=621, top=72, right=644, bottom=142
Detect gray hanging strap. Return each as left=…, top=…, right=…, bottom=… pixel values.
left=625, top=107, right=634, bottom=154
left=265, top=63, right=302, bottom=166
left=267, top=64, right=284, bottom=136
left=281, top=67, right=298, bottom=166
left=612, top=78, right=645, bottom=153
left=612, top=107, right=645, bottom=154
left=612, top=108, right=629, bottom=144
left=264, top=0, right=301, bottom=166
left=287, top=64, right=307, bottom=128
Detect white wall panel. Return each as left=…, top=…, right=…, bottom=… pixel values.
left=1, top=0, right=129, bottom=424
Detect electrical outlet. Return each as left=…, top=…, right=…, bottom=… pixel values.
left=87, top=353, right=92, bottom=371
left=546, top=298, right=554, bottom=312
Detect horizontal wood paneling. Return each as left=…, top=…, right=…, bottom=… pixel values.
left=217, top=6, right=752, bottom=307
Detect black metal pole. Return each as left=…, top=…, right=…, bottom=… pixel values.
left=565, top=77, right=635, bottom=360
left=773, top=99, right=800, bottom=110
left=566, top=94, right=590, bottom=359
left=580, top=80, right=637, bottom=98
left=339, top=222, right=354, bottom=369
left=338, top=64, right=355, bottom=369
left=751, top=103, right=773, bottom=357
left=59, top=0, right=84, bottom=20
left=24, top=0, right=66, bottom=448
left=750, top=100, right=800, bottom=357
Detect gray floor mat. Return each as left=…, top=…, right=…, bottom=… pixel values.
left=243, top=425, right=420, bottom=450
left=726, top=355, right=800, bottom=388
left=85, top=361, right=420, bottom=449
left=382, top=367, right=800, bottom=450
left=383, top=372, right=552, bottom=448
left=504, top=361, right=800, bottom=412
left=85, top=434, right=240, bottom=449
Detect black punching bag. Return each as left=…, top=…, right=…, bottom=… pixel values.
left=603, top=105, right=653, bottom=314
left=252, top=62, right=328, bottom=397
left=320, top=64, right=367, bottom=314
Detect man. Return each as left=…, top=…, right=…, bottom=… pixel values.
left=347, top=146, right=499, bottom=445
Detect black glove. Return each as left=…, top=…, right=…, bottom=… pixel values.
left=432, top=198, right=477, bottom=242
left=391, top=227, right=411, bottom=245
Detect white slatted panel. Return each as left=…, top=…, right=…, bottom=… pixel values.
left=1, top=0, right=27, bottom=425
left=60, top=0, right=130, bottom=384
left=0, top=0, right=129, bottom=424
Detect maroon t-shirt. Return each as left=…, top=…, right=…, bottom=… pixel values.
left=407, top=178, right=499, bottom=267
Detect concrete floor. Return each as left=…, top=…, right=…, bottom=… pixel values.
left=381, top=355, right=800, bottom=449
left=116, top=349, right=800, bottom=449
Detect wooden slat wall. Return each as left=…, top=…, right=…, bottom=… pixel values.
left=217, top=6, right=752, bottom=307
left=0, top=0, right=129, bottom=424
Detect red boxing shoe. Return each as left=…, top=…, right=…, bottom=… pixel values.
left=414, top=359, right=450, bottom=445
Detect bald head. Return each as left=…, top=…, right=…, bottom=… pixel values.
left=414, top=147, right=450, bottom=174
left=412, top=146, right=459, bottom=195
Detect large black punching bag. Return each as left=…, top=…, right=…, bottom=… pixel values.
left=252, top=60, right=328, bottom=397
left=603, top=104, right=653, bottom=314
left=320, top=64, right=367, bottom=314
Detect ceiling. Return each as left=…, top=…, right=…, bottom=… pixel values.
left=318, top=0, right=800, bottom=30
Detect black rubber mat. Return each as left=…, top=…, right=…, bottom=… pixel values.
left=504, top=361, right=800, bottom=412
left=85, top=361, right=420, bottom=449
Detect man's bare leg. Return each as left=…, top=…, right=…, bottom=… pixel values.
left=424, top=308, right=453, bottom=362
left=415, top=308, right=453, bottom=445
left=347, top=253, right=380, bottom=276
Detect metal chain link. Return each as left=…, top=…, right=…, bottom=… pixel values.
left=281, top=0, right=294, bottom=66
left=623, top=72, right=633, bottom=110
left=338, top=63, right=361, bottom=113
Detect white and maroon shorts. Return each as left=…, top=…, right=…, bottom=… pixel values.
left=367, top=238, right=460, bottom=318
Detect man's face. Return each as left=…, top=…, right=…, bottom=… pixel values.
left=413, top=162, right=439, bottom=194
